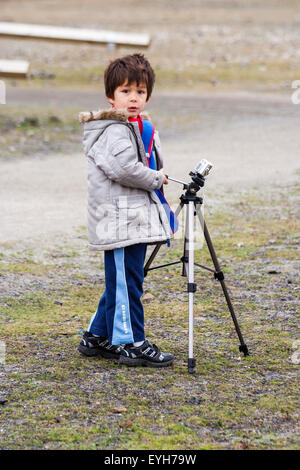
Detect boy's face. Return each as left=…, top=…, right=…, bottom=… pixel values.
left=107, top=81, right=150, bottom=119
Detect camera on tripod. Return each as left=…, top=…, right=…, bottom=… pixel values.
left=166, top=159, right=213, bottom=194
left=188, top=159, right=213, bottom=194
left=193, top=159, right=213, bottom=179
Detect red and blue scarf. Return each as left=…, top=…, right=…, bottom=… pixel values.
left=129, top=116, right=178, bottom=234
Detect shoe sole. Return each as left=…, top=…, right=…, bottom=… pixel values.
left=100, top=350, right=121, bottom=360
left=78, top=344, right=120, bottom=360
left=119, top=355, right=173, bottom=368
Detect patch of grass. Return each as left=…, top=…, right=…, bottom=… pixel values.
left=0, top=107, right=81, bottom=159
left=0, top=184, right=299, bottom=449
left=5, top=60, right=300, bottom=93
left=0, top=260, right=50, bottom=275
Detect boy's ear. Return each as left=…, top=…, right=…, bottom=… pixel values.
left=107, top=96, right=114, bottom=105
left=146, top=94, right=152, bottom=104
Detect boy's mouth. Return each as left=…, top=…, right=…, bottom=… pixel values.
left=128, top=107, right=138, bottom=112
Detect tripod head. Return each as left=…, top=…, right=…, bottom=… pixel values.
left=186, top=171, right=205, bottom=195
left=166, top=159, right=213, bottom=197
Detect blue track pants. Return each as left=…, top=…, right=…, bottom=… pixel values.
left=87, top=243, right=147, bottom=345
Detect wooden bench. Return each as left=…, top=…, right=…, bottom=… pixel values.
left=0, top=59, right=30, bottom=78
left=0, top=22, right=150, bottom=50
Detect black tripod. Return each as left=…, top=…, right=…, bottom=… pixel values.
left=144, top=170, right=249, bottom=374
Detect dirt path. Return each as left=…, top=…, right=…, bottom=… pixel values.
left=1, top=88, right=299, bottom=244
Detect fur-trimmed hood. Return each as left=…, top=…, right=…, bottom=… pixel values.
left=79, top=107, right=151, bottom=157
left=78, top=108, right=151, bottom=124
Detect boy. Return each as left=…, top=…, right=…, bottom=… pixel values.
left=78, top=53, right=174, bottom=367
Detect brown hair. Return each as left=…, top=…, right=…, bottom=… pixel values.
left=104, top=53, right=155, bottom=100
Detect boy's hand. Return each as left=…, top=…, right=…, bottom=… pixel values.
left=159, top=168, right=169, bottom=185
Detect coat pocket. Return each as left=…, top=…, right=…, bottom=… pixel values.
left=111, top=139, right=132, bottom=157
left=116, top=195, right=148, bottom=240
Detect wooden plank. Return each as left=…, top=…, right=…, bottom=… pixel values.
left=0, top=22, right=150, bottom=47
left=0, top=59, right=30, bottom=78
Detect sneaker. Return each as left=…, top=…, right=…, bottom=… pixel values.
left=77, top=331, right=123, bottom=359
left=119, top=340, right=174, bottom=367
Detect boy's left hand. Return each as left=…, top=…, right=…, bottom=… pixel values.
left=159, top=168, right=169, bottom=185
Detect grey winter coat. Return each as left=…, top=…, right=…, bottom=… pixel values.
left=79, top=108, right=172, bottom=251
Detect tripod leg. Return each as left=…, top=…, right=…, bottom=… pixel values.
left=175, top=201, right=185, bottom=218
left=144, top=242, right=164, bottom=277
left=144, top=201, right=185, bottom=277
left=187, top=201, right=196, bottom=373
left=196, top=209, right=249, bottom=356
left=182, top=204, right=189, bottom=277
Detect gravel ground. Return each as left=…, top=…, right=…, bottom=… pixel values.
left=0, top=1, right=299, bottom=450
left=0, top=87, right=299, bottom=244
left=0, top=179, right=298, bottom=450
